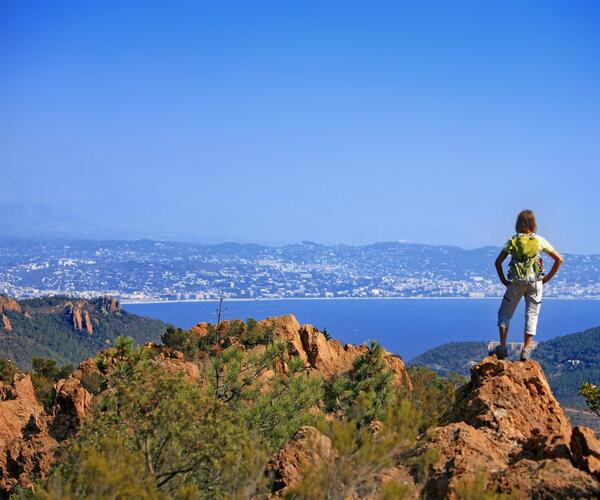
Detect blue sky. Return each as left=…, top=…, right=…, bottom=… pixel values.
left=1, top=1, right=599, bottom=252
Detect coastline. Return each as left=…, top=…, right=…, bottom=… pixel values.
left=120, top=295, right=598, bottom=305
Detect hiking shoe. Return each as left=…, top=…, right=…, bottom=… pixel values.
left=520, top=347, right=533, bottom=361
left=489, top=345, right=508, bottom=360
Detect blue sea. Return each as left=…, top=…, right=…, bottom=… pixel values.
left=123, top=299, right=600, bottom=361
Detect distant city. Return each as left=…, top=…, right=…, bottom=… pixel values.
left=0, top=237, right=598, bottom=302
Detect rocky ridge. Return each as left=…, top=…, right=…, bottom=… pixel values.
left=0, top=314, right=410, bottom=496
left=270, top=356, right=600, bottom=498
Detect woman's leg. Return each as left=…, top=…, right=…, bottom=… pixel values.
left=495, top=283, right=522, bottom=358
left=522, top=281, right=543, bottom=360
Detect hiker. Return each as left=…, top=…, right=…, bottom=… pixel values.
left=492, top=210, right=563, bottom=361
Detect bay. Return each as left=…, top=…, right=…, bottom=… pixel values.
left=123, top=298, right=600, bottom=361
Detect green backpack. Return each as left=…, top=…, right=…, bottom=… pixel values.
left=506, top=233, right=543, bottom=283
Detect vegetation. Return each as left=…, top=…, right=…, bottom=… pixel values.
left=289, top=399, right=421, bottom=499
left=401, top=365, right=466, bottom=433
left=324, top=341, right=395, bottom=425
left=580, top=383, right=600, bottom=419
left=4, top=312, right=505, bottom=499
left=0, top=357, right=17, bottom=383
left=30, top=357, right=74, bottom=409
left=0, top=296, right=166, bottom=369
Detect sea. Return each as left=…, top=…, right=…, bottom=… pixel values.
left=123, top=298, right=600, bottom=361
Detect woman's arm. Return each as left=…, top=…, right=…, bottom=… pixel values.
left=542, top=250, right=564, bottom=284
left=495, top=250, right=510, bottom=287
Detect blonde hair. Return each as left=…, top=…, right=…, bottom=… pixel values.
left=515, top=210, right=537, bottom=233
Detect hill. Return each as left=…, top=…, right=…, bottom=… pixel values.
left=411, top=326, right=600, bottom=410
left=0, top=295, right=166, bottom=369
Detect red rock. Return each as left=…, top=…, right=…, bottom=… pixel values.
left=266, top=426, right=337, bottom=494
left=571, top=425, right=600, bottom=479
left=0, top=375, right=57, bottom=496
left=83, top=309, right=93, bottom=334
left=494, top=458, right=600, bottom=498
left=1, top=313, right=11, bottom=332
left=0, top=296, right=21, bottom=313
left=450, top=357, right=572, bottom=460
left=50, top=378, right=93, bottom=440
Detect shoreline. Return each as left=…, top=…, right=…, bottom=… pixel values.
left=121, top=295, right=600, bottom=305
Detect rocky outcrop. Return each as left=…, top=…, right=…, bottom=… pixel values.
left=266, top=426, right=337, bottom=494
left=49, top=378, right=93, bottom=440
left=449, top=356, right=572, bottom=460
left=0, top=296, right=21, bottom=313
left=414, top=357, right=600, bottom=498
left=0, top=375, right=57, bottom=496
left=263, top=315, right=412, bottom=389
left=571, top=425, right=600, bottom=479
left=65, top=303, right=93, bottom=334
left=99, top=296, right=120, bottom=314
left=144, top=342, right=201, bottom=384
left=1, top=314, right=11, bottom=332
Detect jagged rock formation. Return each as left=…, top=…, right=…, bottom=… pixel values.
left=1, top=314, right=11, bottom=333
left=0, top=297, right=19, bottom=333
left=266, top=426, right=338, bottom=493
left=255, top=315, right=411, bottom=388
left=571, top=425, right=600, bottom=479
left=411, top=357, right=600, bottom=498
left=269, top=356, right=600, bottom=498
left=0, top=296, right=21, bottom=314
left=0, top=375, right=56, bottom=496
left=99, top=296, right=120, bottom=315
left=144, top=342, right=201, bottom=384
left=65, top=302, right=94, bottom=334
left=49, top=378, right=93, bottom=440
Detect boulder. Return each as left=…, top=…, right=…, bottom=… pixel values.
left=50, top=378, right=93, bottom=440
left=266, top=426, right=337, bottom=494
left=493, top=458, right=600, bottom=499
left=411, top=422, right=507, bottom=498
left=409, top=357, right=600, bottom=498
left=571, top=425, right=600, bottom=479
left=449, top=357, right=572, bottom=460
left=0, top=375, right=57, bottom=496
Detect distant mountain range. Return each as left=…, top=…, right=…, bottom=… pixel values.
left=0, top=236, right=598, bottom=301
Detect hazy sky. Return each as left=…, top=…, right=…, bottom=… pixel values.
left=1, top=1, right=599, bottom=252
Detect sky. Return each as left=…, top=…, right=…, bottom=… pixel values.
left=1, top=1, right=599, bottom=253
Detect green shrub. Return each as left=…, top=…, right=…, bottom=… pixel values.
left=324, top=341, right=394, bottom=425
left=0, top=357, right=17, bottom=384
left=580, top=382, right=600, bottom=418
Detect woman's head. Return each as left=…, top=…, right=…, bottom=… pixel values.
left=515, top=210, right=537, bottom=234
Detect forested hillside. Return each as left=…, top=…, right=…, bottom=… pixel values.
left=0, top=295, right=166, bottom=368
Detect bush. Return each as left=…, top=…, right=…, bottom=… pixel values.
left=77, top=360, right=266, bottom=497
left=289, top=398, right=421, bottom=499
left=36, top=437, right=162, bottom=499
left=30, top=357, right=74, bottom=409
left=0, top=357, right=17, bottom=384
left=580, top=382, right=600, bottom=418
left=401, top=366, right=464, bottom=433
left=324, top=341, right=394, bottom=425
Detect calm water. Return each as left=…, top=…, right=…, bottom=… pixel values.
left=123, top=299, right=600, bottom=361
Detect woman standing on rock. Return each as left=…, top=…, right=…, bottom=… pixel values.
left=492, top=210, right=563, bottom=361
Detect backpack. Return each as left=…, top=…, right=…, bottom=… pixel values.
left=506, top=233, right=544, bottom=283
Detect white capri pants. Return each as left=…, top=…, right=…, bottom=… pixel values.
left=497, top=280, right=543, bottom=337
